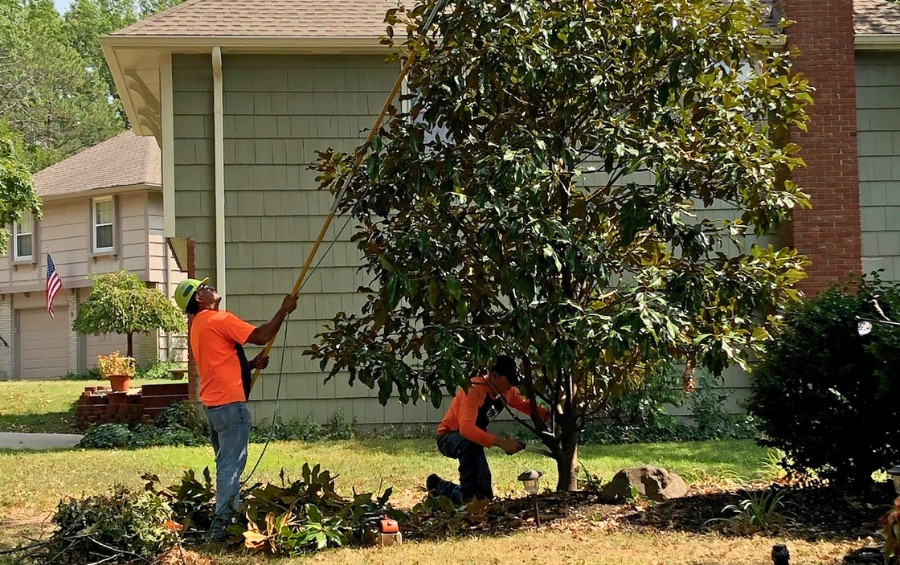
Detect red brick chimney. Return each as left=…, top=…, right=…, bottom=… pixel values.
left=775, top=0, right=862, bottom=294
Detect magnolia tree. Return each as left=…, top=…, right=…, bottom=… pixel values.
left=73, top=270, right=185, bottom=358
left=308, top=0, right=812, bottom=490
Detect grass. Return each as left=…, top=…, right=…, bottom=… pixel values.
left=0, top=379, right=159, bottom=433
left=0, top=438, right=772, bottom=513
left=0, top=381, right=860, bottom=563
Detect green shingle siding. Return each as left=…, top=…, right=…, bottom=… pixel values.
left=857, top=53, right=900, bottom=282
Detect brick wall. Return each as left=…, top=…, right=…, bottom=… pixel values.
left=775, top=0, right=863, bottom=294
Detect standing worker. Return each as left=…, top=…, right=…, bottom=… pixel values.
left=174, top=277, right=297, bottom=541
left=427, top=355, right=549, bottom=504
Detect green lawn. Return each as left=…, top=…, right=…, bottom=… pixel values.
left=0, top=438, right=771, bottom=512
left=0, top=381, right=857, bottom=564
left=0, top=379, right=161, bottom=433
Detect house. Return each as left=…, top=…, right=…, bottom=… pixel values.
left=0, top=130, right=187, bottom=380
left=99, top=0, right=900, bottom=425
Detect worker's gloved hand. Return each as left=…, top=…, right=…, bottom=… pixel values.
left=281, top=294, right=298, bottom=314
left=250, top=353, right=269, bottom=370
left=496, top=438, right=525, bottom=455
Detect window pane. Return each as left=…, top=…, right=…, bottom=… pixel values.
left=96, top=225, right=113, bottom=250
left=16, top=212, right=32, bottom=234
left=16, top=234, right=32, bottom=258
left=95, top=200, right=113, bottom=224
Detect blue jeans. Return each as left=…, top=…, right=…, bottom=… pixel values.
left=434, top=432, right=493, bottom=504
left=205, top=402, right=251, bottom=536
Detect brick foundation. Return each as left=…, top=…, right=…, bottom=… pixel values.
left=775, top=0, right=863, bottom=294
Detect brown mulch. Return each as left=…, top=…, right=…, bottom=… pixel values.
left=408, top=481, right=895, bottom=542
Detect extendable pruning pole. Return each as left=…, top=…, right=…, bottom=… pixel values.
left=249, top=0, right=450, bottom=393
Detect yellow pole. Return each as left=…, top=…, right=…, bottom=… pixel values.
left=249, top=5, right=445, bottom=392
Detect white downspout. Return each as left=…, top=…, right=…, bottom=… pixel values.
left=212, top=47, right=226, bottom=309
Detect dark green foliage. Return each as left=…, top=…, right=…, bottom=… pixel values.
left=72, top=271, right=186, bottom=358
left=77, top=423, right=133, bottom=449
left=47, top=487, right=177, bottom=563
left=144, top=468, right=215, bottom=532
left=62, top=367, right=102, bottom=381
left=581, top=372, right=756, bottom=444
left=748, top=275, right=900, bottom=487
left=137, top=360, right=185, bottom=380
left=235, top=464, right=397, bottom=555
left=77, top=401, right=208, bottom=449
left=250, top=410, right=358, bottom=443
left=154, top=400, right=208, bottom=436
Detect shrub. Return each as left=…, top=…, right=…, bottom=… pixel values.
left=747, top=275, right=900, bottom=487
left=155, top=400, right=208, bottom=436
left=250, top=410, right=358, bottom=443
left=77, top=423, right=133, bottom=449
left=137, top=360, right=184, bottom=380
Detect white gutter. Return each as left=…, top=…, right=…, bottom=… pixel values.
left=856, top=34, right=900, bottom=51
left=160, top=52, right=175, bottom=237
left=212, top=46, right=226, bottom=309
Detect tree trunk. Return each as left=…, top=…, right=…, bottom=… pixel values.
left=555, top=431, right=580, bottom=491
left=126, top=332, right=133, bottom=358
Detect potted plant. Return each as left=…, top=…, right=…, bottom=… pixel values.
left=98, top=351, right=136, bottom=392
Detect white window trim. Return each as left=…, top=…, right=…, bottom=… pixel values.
left=13, top=211, right=34, bottom=262
left=92, top=197, right=115, bottom=254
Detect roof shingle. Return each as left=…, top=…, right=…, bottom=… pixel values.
left=33, top=131, right=160, bottom=198
left=854, top=0, right=900, bottom=35
left=112, top=0, right=403, bottom=38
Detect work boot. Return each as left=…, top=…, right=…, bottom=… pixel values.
left=426, top=473, right=442, bottom=497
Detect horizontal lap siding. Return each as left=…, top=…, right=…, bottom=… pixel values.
left=857, top=53, right=900, bottom=282
left=172, top=54, right=434, bottom=425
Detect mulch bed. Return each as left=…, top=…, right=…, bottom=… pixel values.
left=408, top=481, right=896, bottom=542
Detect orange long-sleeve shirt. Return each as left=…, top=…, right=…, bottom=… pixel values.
left=437, top=375, right=550, bottom=448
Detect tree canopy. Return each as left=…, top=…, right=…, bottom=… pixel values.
left=0, top=136, right=40, bottom=256
left=72, top=270, right=186, bottom=358
left=309, top=0, right=812, bottom=490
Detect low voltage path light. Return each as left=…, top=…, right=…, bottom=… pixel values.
left=518, top=469, right=543, bottom=527
left=887, top=466, right=900, bottom=494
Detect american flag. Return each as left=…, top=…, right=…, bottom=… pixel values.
left=46, top=253, right=62, bottom=318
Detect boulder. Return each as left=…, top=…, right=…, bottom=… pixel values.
left=600, top=466, right=688, bottom=503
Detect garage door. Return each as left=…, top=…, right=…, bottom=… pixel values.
left=17, top=308, right=69, bottom=379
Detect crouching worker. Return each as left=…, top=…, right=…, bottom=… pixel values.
left=427, top=355, right=549, bottom=504
left=174, top=277, right=297, bottom=541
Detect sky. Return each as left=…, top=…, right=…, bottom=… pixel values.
left=53, top=0, right=73, bottom=13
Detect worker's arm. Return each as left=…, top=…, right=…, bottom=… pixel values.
left=246, top=294, right=298, bottom=345
left=505, top=387, right=550, bottom=421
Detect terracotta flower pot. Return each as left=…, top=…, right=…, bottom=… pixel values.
left=108, top=374, right=132, bottom=392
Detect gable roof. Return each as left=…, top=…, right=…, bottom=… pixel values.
left=111, top=0, right=402, bottom=38
left=33, top=130, right=161, bottom=198
left=854, top=0, right=900, bottom=35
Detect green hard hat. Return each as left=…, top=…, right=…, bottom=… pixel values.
left=174, top=277, right=208, bottom=312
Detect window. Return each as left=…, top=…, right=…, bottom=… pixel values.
left=92, top=198, right=114, bottom=253
left=13, top=211, right=33, bottom=261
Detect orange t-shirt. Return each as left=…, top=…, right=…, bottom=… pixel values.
left=437, top=375, right=550, bottom=447
left=190, top=309, right=256, bottom=407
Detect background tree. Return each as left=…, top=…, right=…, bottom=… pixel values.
left=308, top=0, right=811, bottom=490
left=0, top=135, right=41, bottom=255
left=73, top=270, right=185, bottom=358
left=0, top=0, right=122, bottom=170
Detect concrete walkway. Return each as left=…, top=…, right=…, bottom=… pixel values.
left=0, top=432, right=83, bottom=450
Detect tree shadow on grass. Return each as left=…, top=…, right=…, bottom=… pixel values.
left=0, top=410, right=77, bottom=434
